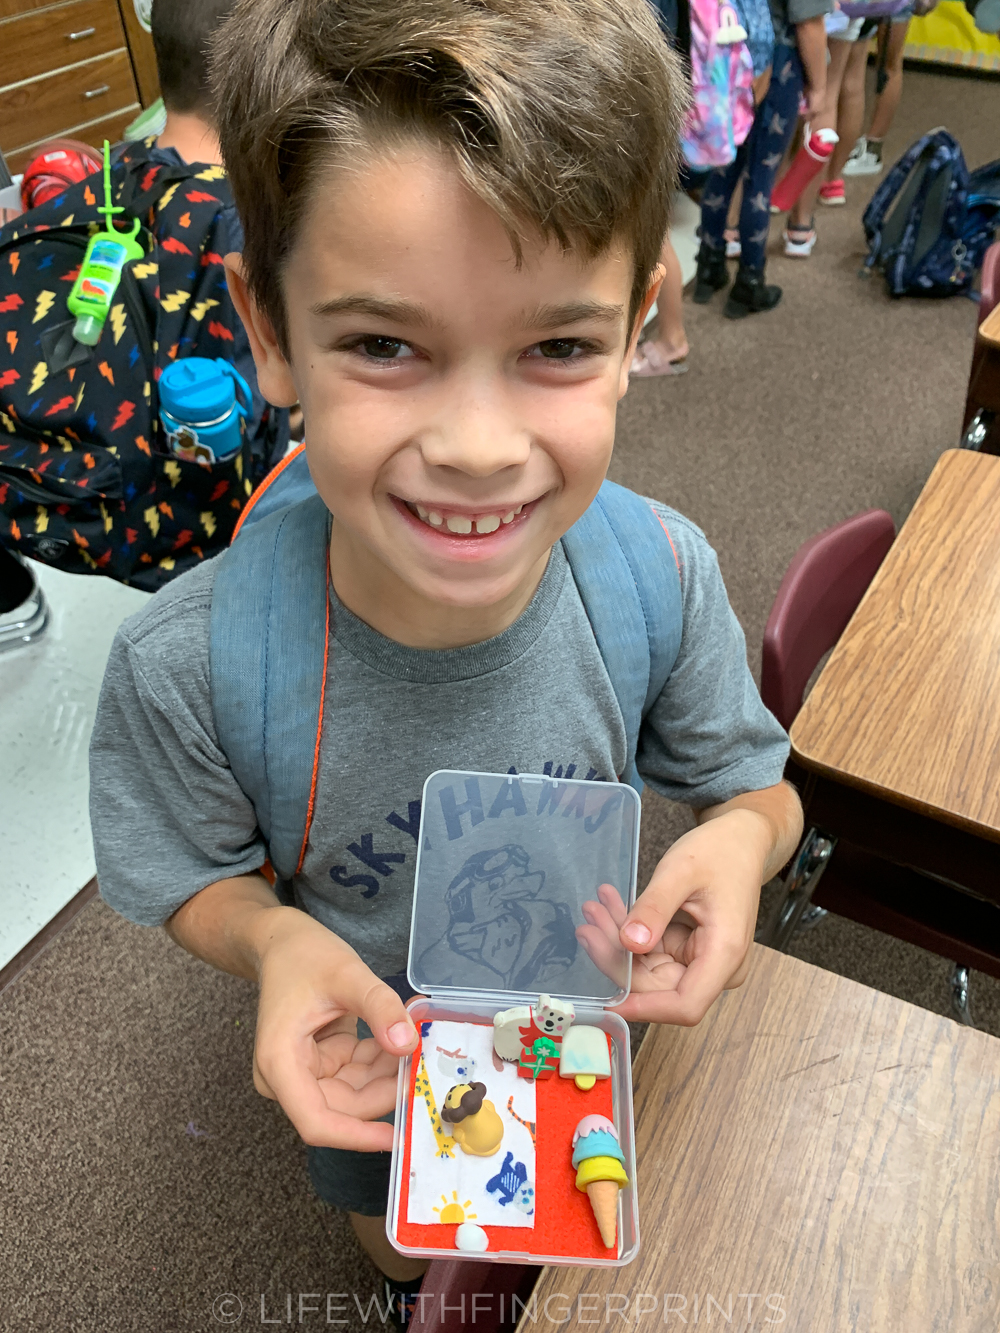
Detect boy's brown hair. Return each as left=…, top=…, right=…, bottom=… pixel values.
left=211, top=0, right=686, bottom=355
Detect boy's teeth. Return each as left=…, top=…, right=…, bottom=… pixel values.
left=411, top=501, right=529, bottom=534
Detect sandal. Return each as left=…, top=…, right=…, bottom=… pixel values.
left=630, top=341, right=689, bottom=378
left=783, top=219, right=817, bottom=258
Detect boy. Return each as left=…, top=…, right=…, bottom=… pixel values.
left=149, top=0, right=234, bottom=168
left=89, top=0, right=803, bottom=1312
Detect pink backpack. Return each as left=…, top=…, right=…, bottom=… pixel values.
left=681, top=0, right=755, bottom=169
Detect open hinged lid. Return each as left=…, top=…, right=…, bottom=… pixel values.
left=407, top=770, right=641, bottom=1006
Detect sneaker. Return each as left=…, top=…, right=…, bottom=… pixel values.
left=843, top=137, right=883, bottom=177
left=0, top=549, right=48, bottom=653
left=818, top=178, right=846, bottom=206
left=783, top=220, right=817, bottom=258
left=383, top=1274, right=426, bottom=1331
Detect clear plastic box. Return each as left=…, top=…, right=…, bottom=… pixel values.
left=387, top=770, right=641, bottom=1267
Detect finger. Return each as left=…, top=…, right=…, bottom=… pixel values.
left=629, top=952, right=686, bottom=993
left=614, top=929, right=745, bottom=1025
left=620, top=866, right=700, bottom=954
left=596, top=883, right=629, bottom=928
left=581, top=898, right=621, bottom=941
left=319, top=1071, right=400, bottom=1121
left=260, top=1036, right=396, bottom=1149
left=575, top=923, right=629, bottom=987
left=351, top=966, right=419, bottom=1055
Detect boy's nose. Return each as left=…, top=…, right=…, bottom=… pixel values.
left=419, top=394, right=531, bottom=477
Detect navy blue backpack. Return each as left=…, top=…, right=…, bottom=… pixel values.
left=209, top=447, right=684, bottom=890
left=862, top=128, right=1000, bottom=298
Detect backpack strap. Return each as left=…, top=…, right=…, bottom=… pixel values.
left=561, top=479, right=683, bottom=790
left=209, top=492, right=331, bottom=887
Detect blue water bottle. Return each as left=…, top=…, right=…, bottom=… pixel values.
left=159, top=358, right=252, bottom=465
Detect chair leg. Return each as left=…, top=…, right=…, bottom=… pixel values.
left=949, top=964, right=975, bottom=1027
left=756, top=827, right=837, bottom=952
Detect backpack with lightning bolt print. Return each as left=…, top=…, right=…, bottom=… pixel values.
left=0, top=138, right=288, bottom=589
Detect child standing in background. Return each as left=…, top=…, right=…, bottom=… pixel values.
left=694, top=0, right=833, bottom=317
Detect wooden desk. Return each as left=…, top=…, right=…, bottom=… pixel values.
left=791, top=448, right=1000, bottom=841
left=772, top=451, right=1000, bottom=978
left=980, top=301, right=1000, bottom=351
left=519, top=947, right=1000, bottom=1333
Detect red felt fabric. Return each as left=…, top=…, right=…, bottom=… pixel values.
left=396, top=1024, right=618, bottom=1260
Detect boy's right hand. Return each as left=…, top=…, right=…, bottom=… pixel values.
left=251, top=905, right=419, bottom=1152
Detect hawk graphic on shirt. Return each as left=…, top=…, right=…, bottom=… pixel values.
left=417, top=844, right=577, bottom=990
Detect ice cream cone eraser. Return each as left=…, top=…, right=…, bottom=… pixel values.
left=572, top=1115, right=629, bottom=1249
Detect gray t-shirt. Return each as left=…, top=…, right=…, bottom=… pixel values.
left=89, top=503, right=788, bottom=981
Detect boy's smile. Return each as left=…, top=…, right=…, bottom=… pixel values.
left=231, top=143, right=658, bottom=649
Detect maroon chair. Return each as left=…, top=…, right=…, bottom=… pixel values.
left=761, top=509, right=896, bottom=733
left=413, top=1259, right=538, bottom=1333
left=757, top=510, right=895, bottom=952
left=961, top=240, right=1000, bottom=453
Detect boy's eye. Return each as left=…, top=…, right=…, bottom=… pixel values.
left=345, top=336, right=415, bottom=361
left=525, top=338, right=600, bottom=361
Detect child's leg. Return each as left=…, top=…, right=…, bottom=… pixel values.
left=631, top=235, right=689, bottom=376
left=787, top=36, right=852, bottom=236
left=700, top=149, right=748, bottom=255
left=350, top=1212, right=429, bottom=1281
left=867, top=16, right=911, bottom=144
left=736, top=30, right=803, bottom=270
left=827, top=36, right=869, bottom=181
left=694, top=149, right=748, bottom=302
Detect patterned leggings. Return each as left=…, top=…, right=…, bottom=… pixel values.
left=699, top=30, right=804, bottom=270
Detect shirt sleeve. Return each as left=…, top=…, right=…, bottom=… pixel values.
left=88, top=559, right=267, bottom=927
left=636, top=505, right=790, bottom=807
left=787, top=0, right=834, bottom=24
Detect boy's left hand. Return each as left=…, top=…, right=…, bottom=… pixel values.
left=580, top=783, right=802, bottom=1026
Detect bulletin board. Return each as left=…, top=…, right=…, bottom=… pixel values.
left=905, top=1, right=1000, bottom=73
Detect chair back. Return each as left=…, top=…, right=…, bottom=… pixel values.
left=979, top=240, right=1000, bottom=327
left=762, top=510, right=895, bottom=731
left=413, top=1260, right=537, bottom=1333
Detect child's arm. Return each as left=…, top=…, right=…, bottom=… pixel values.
left=612, top=779, right=802, bottom=1025
left=165, top=873, right=419, bottom=1150
left=795, top=14, right=829, bottom=116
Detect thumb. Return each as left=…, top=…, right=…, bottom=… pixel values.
left=358, top=978, right=419, bottom=1055
left=620, top=861, right=697, bottom=954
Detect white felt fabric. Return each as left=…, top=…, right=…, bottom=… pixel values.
left=407, top=1020, right=536, bottom=1229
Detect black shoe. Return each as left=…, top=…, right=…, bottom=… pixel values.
left=723, top=265, right=782, bottom=320
left=692, top=242, right=729, bottom=304
left=383, top=1273, right=426, bottom=1331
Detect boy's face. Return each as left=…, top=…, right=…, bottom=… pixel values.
left=231, top=144, right=656, bottom=635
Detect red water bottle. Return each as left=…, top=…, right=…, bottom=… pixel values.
left=770, top=128, right=839, bottom=213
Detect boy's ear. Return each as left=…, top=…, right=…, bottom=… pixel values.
left=223, top=254, right=299, bottom=408
left=618, top=264, right=666, bottom=400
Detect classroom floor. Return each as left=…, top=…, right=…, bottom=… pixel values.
left=1, top=64, right=999, bottom=1333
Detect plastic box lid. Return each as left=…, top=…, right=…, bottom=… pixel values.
left=407, top=770, right=640, bottom=1007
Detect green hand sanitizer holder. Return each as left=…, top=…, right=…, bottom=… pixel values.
left=66, top=141, right=145, bottom=347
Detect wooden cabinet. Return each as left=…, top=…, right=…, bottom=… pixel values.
left=0, top=0, right=161, bottom=174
